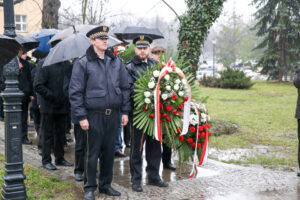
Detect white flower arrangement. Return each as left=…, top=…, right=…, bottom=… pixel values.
left=178, top=91, right=184, bottom=97
left=144, top=91, right=151, bottom=98
left=145, top=98, right=151, bottom=104
left=201, top=113, right=207, bottom=122
left=153, top=70, right=160, bottom=78
left=189, top=114, right=199, bottom=125
left=161, top=93, right=168, bottom=100
left=164, top=74, right=170, bottom=81
left=166, top=85, right=171, bottom=91
left=175, top=79, right=181, bottom=84
left=174, top=84, right=179, bottom=90
left=182, top=79, right=187, bottom=85
left=148, top=82, right=155, bottom=89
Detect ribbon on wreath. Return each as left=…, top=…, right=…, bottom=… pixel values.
left=153, top=59, right=191, bottom=142
left=189, top=102, right=209, bottom=178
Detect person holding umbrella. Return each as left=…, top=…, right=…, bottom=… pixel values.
left=69, top=25, right=131, bottom=199
left=127, top=36, right=168, bottom=193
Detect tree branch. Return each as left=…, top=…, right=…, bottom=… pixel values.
left=161, top=0, right=179, bottom=17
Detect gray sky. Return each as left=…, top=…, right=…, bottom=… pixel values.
left=60, top=0, right=257, bottom=24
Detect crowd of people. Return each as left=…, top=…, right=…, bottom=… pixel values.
left=2, top=25, right=178, bottom=200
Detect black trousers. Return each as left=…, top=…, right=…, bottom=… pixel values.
left=33, top=108, right=42, bottom=149
left=84, top=110, right=119, bottom=192
left=162, top=143, right=172, bottom=165
left=123, top=113, right=132, bottom=145
left=21, top=102, right=29, bottom=140
left=41, top=113, right=67, bottom=165
left=130, top=126, right=162, bottom=185
left=0, top=96, right=4, bottom=118
left=74, top=124, right=86, bottom=174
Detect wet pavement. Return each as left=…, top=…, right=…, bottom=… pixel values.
left=0, top=121, right=300, bottom=199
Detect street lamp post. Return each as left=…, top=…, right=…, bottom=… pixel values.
left=212, top=39, right=216, bottom=77
left=2, top=0, right=27, bottom=199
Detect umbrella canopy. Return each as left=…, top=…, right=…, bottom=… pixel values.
left=112, top=26, right=164, bottom=40
left=108, top=36, right=123, bottom=48
left=15, top=34, right=39, bottom=52
left=49, top=24, right=97, bottom=45
left=0, top=34, right=22, bottom=66
left=29, top=29, right=58, bottom=39
left=43, top=33, right=90, bottom=67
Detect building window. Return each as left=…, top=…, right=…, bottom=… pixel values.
left=15, top=15, right=27, bottom=32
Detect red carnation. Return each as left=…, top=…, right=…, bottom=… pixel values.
left=113, top=51, right=118, bottom=55
left=202, top=124, right=207, bottom=129
left=143, top=106, right=148, bottom=111
left=171, top=94, right=177, bottom=100
left=192, top=142, right=196, bottom=147
left=179, top=135, right=184, bottom=141
left=178, top=112, right=182, bottom=115
left=176, top=127, right=182, bottom=133
left=178, top=103, right=184, bottom=110
left=166, top=104, right=172, bottom=112
left=189, top=126, right=196, bottom=132
left=172, top=110, right=178, bottom=115
left=196, top=133, right=201, bottom=137
left=159, top=103, right=163, bottom=109
left=201, top=132, right=206, bottom=138
left=208, top=123, right=211, bottom=129
left=167, top=118, right=172, bottom=122
left=198, top=125, right=203, bottom=131
left=184, top=96, right=189, bottom=102
left=162, top=113, right=168, bottom=118
left=197, top=143, right=201, bottom=148
left=187, top=138, right=193, bottom=143
left=149, top=114, right=154, bottom=118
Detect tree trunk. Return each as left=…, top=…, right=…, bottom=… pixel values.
left=42, top=0, right=61, bottom=28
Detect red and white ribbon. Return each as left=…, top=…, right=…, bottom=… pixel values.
left=154, top=59, right=191, bottom=142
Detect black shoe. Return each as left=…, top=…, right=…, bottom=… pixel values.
left=164, top=162, right=176, bottom=170
left=22, top=138, right=32, bottom=145
left=55, top=159, right=74, bottom=167
left=74, top=173, right=83, bottom=182
left=115, top=150, right=126, bottom=157
left=126, top=143, right=131, bottom=148
left=99, top=186, right=121, bottom=196
left=84, top=191, right=95, bottom=200
left=297, top=171, right=300, bottom=177
left=132, top=184, right=143, bottom=192
left=38, top=148, right=42, bottom=156
left=148, top=179, right=168, bottom=187
left=43, top=163, right=57, bottom=170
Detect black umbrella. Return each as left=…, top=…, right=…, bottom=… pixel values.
left=43, top=33, right=90, bottom=67
left=0, top=34, right=22, bottom=66
left=15, top=34, right=40, bottom=52
left=112, top=26, right=164, bottom=40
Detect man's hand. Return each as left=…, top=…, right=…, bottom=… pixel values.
left=30, top=96, right=34, bottom=101
left=121, top=114, right=128, bottom=126
left=80, top=119, right=89, bottom=131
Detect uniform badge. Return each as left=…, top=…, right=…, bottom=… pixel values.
left=140, top=35, right=144, bottom=40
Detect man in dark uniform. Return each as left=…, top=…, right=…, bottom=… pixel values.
left=69, top=25, right=131, bottom=200
left=127, top=35, right=168, bottom=192
left=34, top=59, right=73, bottom=170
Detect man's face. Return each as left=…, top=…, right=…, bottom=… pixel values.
left=135, top=47, right=150, bottom=60
left=91, top=38, right=108, bottom=52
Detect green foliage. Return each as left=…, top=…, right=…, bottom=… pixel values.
left=252, top=0, right=300, bottom=81
left=118, top=44, right=136, bottom=63
left=219, top=68, right=254, bottom=89
left=177, top=0, right=226, bottom=74
left=199, top=75, right=220, bottom=88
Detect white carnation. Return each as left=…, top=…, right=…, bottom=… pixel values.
left=207, top=115, right=210, bottom=121
left=153, top=70, right=160, bottom=78
left=201, top=113, right=207, bottom=122
left=166, top=85, right=171, bottom=91
left=178, top=91, right=184, bottom=97
left=174, top=84, right=179, bottom=90
left=148, top=82, right=155, bottom=89
left=189, top=114, right=199, bottom=125
left=144, top=91, right=151, bottom=98
left=182, top=79, right=187, bottom=85
left=145, top=98, right=151, bottom=104
left=161, top=93, right=168, bottom=100
left=175, top=79, right=181, bottom=84
left=164, top=74, right=170, bottom=81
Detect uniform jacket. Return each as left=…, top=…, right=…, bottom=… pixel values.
left=19, top=58, right=34, bottom=103
left=69, top=45, right=131, bottom=121
left=294, top=67, right=300, bottom=119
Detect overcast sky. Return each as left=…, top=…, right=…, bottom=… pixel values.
left=60, top=0, right=257, bottom=24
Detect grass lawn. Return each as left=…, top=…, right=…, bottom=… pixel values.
left=197, top=81, right=298, bottom=168
left=0, top=154, right=76, bottom=199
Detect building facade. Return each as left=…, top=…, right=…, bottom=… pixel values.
left=0, top=0, right=43, bottom=35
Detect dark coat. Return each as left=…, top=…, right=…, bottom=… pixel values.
left=19, top=58, right=34, bottom=103
left=69, top=45, right=131, bottom=121
left=34, top=60, right=72, bottom=114
left=126, top=55, right=156, bottom=101
left=294, top=67, right=300, bottom=119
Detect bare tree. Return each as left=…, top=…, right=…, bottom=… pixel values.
left=42, top=0, right=61, bottom=28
